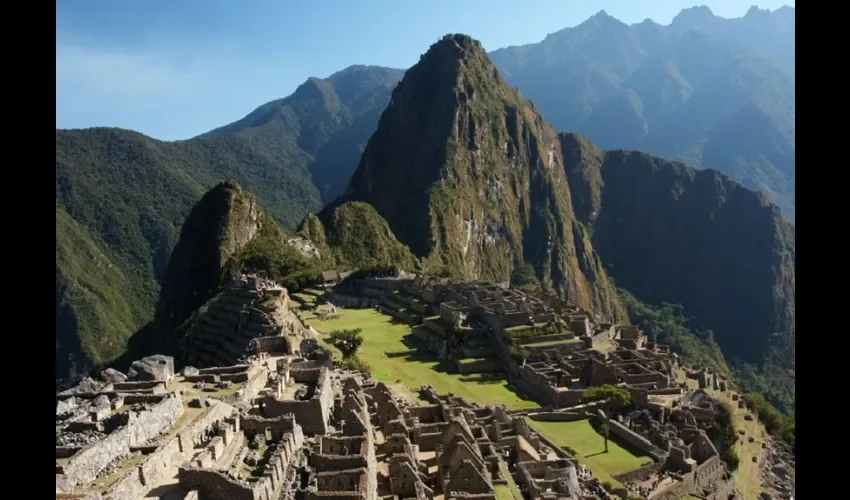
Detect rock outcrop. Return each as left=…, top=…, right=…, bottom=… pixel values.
left=152, top=180, right=266, bottom=351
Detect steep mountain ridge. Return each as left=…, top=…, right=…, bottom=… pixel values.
left=338, top=34, right=624, bottom=321
left=152, top=180, right=266, bottom=347
left=560, top=132, right=795, bottom=408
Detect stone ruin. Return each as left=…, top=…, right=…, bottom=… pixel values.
left=54, top=274, right=779, bottom=500
left=182, top=273, right=311, bottom=368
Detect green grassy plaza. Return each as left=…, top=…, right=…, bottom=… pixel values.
left=301, top=303, right=538, bottom=410
left=526, top=418, right=651, bottom=488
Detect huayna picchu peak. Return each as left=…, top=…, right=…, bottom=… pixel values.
left=339, top=33, right=625, bottom=323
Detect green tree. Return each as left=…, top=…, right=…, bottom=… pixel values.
left=328, top=329, right=364, bottom=359
left=582, top=385, right=631, bottom=407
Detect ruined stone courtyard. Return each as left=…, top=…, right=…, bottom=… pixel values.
left=56, top=274, right=793, bottom=500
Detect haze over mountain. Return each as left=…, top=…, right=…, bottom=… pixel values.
left=55, top=7, right=795, bottom=414
left=489, top=5, right=795, bottom=221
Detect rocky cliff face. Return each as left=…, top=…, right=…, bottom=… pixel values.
left=153, top=180, right=266, bottom=349
left=339, top=34, right=623, bottom=321
left=560, top=132, right=795, bottom=370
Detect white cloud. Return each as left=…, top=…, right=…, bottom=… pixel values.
left=56, top=44, right=197, bottom=97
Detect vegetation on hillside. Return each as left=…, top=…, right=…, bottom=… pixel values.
left=310, top=202, right=420, bottom=272
left=619, top=289, right=731, bottom=378
left=54, top=67, right=402, bottom=377
left=702, top=401, right=740, bottom=470
left=224, top=213, right=324, bottom=292
left=741, top=393, right=795, bottom=452
left=56, top=205, right=153, bottom=376
left=733, top=358, right=795, bottom=416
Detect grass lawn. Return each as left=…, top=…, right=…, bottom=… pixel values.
left=524, top=338, right=581, bottom=348
left=494, top=484, right=515, bottom=500
left=526, top=418, right=650, bottom=488
left=303, top=307, right=538, bottom=410
left=496, top=457, right=523, bottom=500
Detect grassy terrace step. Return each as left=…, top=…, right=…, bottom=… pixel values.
left=456, top=357, right=496, bottom=366
left=521, top=337, right=581, bottom=348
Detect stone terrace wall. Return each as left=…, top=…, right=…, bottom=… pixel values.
left=61, top=393, right=184, bottom=487
left=600, top=413, right=667, bottom=462
left=100, top=401, right=235, bottom=500
left=127, top=392, right=183, bottom=446
left=528, top=412, right=589, bottom=422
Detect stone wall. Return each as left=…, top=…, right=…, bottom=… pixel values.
left=455, top=358, right=501, bottom=374
left=98, top=400, right=236, bottom=500
left=60, top=393, right=184, bottom=487
left=178, top=468, right=256, bottom=500
left=612, top=461, right=662, bottom=484
left=127, top=393, right=183, bottom=446
left=527, top=412, right=589, bottom=422
left=652, top=456, right=726, bottom=500
left=601, top=414, right=667, bottom=462
left=263, top=368, right=333, bottom=435
left=241, top=414, right=301, bottom=441
left=253, top=336, right=289, bottom=354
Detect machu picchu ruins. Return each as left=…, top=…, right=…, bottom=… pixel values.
left=56, top=274, right=794, bottom=500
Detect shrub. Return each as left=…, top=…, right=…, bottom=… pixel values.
left=582, top=385, right=631, bottom=407
left=510, top=345, right=530, bottom=362
left=328, top=329, right=364, bottom=359
left=341, top=356, right=372, bottom=375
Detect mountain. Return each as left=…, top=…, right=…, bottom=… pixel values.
left=55, top=66, right=402, bottom=377
left=669, top=5, right=795, bottom=73
left=151, top=180, right=267, bottom=351
left=488, top=7, right=795, bottom=222
left=203, top=65, right=405, bottom=203
left=297, top=202, right=419, bottom=272
left=336, top=34, right=625, bottom=322
left=561, top=132, right=795, bottom=410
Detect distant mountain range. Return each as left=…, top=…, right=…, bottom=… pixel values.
left=489, top=5, right=795, bottom=221
left=56, top=7, right=795, bottom=413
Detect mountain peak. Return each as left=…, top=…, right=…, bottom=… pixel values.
left=418, top=33, right=489, bottom=69
left=339, top=34, right=624, bottom=320
left=671, top=5, right=716, bottom=26
left=745, top=5, right=768, bottom=17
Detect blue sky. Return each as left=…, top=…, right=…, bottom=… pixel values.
left=56, top=0, right=794, bottom=140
